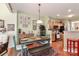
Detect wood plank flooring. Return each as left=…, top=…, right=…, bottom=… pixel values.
left=51, top=41, right=70, bottom=56
left=7, top=40, right=77, bottom=56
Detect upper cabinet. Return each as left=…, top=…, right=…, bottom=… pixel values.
left=48, top=19, right=64, bottom=30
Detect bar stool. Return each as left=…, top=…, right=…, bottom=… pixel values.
left=67, top=39, right=79, bottom=56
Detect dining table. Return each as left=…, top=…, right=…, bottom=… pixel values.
left=20, top=36, right=50, bottom=45
left=18, top=36, right=50, bottom=56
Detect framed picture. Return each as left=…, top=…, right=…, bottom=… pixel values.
left=0, top=20, right=4, bottom=28
left=7, top=24, right=15, bottom=31
left=18, top=15, right=31, bottom=28
left=32, top=20, right=37, bottom=30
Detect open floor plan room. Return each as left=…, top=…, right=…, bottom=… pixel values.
left=0, top=3, right=79, bottom=56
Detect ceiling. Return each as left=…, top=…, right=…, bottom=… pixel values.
left=10, top=3, right=79, bottom=19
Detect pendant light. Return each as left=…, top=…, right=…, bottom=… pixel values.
left=37, top=4, right=43, bottom=24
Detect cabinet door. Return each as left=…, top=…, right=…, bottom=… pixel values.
left=52, top=32, right=56, bottom=42
left=48, top=20, right=53, bottom=30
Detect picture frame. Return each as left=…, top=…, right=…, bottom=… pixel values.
left=7, top=24, right=15, bottom=31
left=0, top=20, right=4, bottom=28
left=32, top=20, right=37, bottom=30
left=19, top=15, right=31, bottom=28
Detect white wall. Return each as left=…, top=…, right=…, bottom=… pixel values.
left=18, top=12, right=50, bottom=36
left=41, top=16, right=50, bottom=35
left=0, top=3, right=17, bottom=34
left=18, top=12, right=33, bottom=34
left=0, top=4, right=17, bottom=47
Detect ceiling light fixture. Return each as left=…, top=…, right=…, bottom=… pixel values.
left=37, top=4, right=43, bottom=24
left=57, top=14, right=60, bottom=16
left=68, top=9, right=72, bottom=12
left=67, top=14, right=74, bottom=18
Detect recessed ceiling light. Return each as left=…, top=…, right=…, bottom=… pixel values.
left=57, top=14, right=60, bottom=16
left=68, top=9, right=72, bottom=12
left=67, top=14, right=74, bottom=18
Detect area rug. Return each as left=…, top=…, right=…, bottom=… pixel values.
left=17, top=47, right=58, bottom=56
left=29, top=47, right=58, bottom=56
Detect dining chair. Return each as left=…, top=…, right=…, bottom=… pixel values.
left=67, top=38, right=79, bottom=56
left=13, top=35, right=29, bottom=56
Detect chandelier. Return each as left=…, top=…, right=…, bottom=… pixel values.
left=37, top=4, right=43, bottom=24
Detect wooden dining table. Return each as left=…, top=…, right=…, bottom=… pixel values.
left=20, top=36, right=50, bottom=45
left=19, top=36, right=50, bottom=55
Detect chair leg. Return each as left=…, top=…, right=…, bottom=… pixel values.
left=24, top=49, right=27, bottom=56
left=21, top=48, right=30, bottom=56
left=20, top=49, right=23, bottom=56
left=21, top=45, right=24, bottom=56
left=27, top=50, right=31, bottom=56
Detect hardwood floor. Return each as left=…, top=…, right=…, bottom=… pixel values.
left=28, top=40, right=71, bottom=56
left=51, top=40, right=70, bottom=56
left=51, top=40, right=79, bottom=56
left=7, top=40, right=77, bottom=56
